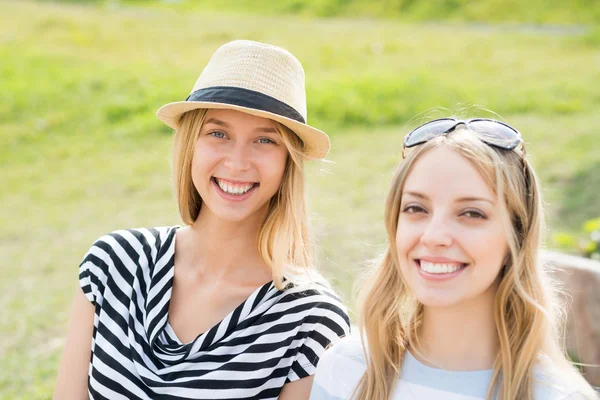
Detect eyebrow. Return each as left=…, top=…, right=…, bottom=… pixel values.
left=403, top=191, right=495, bottom=204
left=204, top=118, right=230, bottom=127
left=204, top=118, right=278, bottom=134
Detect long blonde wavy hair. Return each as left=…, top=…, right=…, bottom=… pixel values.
left=171, top=108, right=320, bottom=290
left=355, top=128, right=597, bottom=399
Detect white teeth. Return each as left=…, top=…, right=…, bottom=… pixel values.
left=420, top=261, right=463, bottom=274
left=216, top=179, right=255, bottom=195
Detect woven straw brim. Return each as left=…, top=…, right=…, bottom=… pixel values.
left=156, top=101, right=330, bottom=159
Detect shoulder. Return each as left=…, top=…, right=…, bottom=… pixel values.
left=271, top=282, right=352, bottom=382
left=533, top=359, right=599, bottom=400
left=88, top=226, right=177, bottom=251
left=83, top=226, right=178, bottom=251
left=80, top=226, right=176, bottom=272
left=78, top=226, right=178, bottom=304
left=278, top=282, right=351, bottom=335
left=85, top=226, right=178, bottom=255
left=311, top=335, right=366, bottom=398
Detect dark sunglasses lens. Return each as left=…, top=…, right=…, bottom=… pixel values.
left=404, top=119, right=458, bottom=147
left=468, top=120, right=522, bottom=149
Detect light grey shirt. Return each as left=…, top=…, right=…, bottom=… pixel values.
left=310, top=336, right=595, bottom=399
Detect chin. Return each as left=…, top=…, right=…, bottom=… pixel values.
left=414, top=291, right=464, bottom=309
left=214, top=210, right=255, bottom=223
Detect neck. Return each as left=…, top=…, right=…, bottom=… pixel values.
left=180, top=204, right=272, bottom=284
left=414, top=282, right=500, bottom=371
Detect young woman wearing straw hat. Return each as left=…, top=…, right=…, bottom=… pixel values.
left=310, top=119, right=598, bottom=399
left=55, top=40, right=350, bottom=400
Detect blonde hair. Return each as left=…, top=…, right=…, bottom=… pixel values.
left=355, top=128, right=597, bottom=399
left=171, top=108, right=319, bottom=290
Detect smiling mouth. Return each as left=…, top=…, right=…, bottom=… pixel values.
left=212, top=177, right=259, bottom=196
left=416, top=259, right=468, bottom=275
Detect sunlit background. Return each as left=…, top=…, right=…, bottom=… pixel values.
left=1, top=0, right=599, bottom=397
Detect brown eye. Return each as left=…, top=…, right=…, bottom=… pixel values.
left=403, top=205, right=426, bottom=214
left=462, top=210, right=486, bottom=219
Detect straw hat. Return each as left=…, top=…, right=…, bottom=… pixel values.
left=156, top=40, right=330, bottom=159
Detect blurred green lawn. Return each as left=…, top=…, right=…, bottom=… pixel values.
left=1, top=1, right=600, bottom=397
left=52, top=0, right=600, bottom=24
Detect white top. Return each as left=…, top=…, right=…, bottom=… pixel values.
left=310, top=336, right=593, bottom=400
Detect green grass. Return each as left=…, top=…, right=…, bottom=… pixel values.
left=38, top=0, right=600, bottom=24
left=1, top=1, right=600, bottom=397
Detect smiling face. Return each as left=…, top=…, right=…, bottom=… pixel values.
left=395, top=145, right=509, bottom=308
left=191, top=109, right=289, bottom=224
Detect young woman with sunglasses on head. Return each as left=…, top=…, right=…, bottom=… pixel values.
left=310, top=118, right=598, bottom=399
left=54, top=40, right=350, bottom=400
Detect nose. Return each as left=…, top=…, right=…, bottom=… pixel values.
left=419, top=213, right=453, bottom=249
left=223, top=142, right=252, bottom=172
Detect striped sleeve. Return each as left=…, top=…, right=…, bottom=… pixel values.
left=286, top=295, right=351, bottom=382
left=78, top=229, right=139, bottom=306
left=79, top=234, right=117, bottom=306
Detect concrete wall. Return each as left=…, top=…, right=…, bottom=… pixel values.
left=543, top=250, right=600, bottom=387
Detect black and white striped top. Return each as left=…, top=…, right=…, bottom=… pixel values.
left=78, top=226, right=350, bottom=400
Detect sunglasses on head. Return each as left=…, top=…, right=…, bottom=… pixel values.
left=402, top=118, right=525, bottom=159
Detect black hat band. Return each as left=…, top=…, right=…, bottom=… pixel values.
left=186, top=86, right=306, bottom=124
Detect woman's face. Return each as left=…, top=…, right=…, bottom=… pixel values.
left=191, top=109, right=289, bottom=223
left=395, top=146, right=509, bottom=308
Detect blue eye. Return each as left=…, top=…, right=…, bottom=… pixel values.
left=257, top=137, right=276, bottom=144
left=209, top=131, right=226, bottom=139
